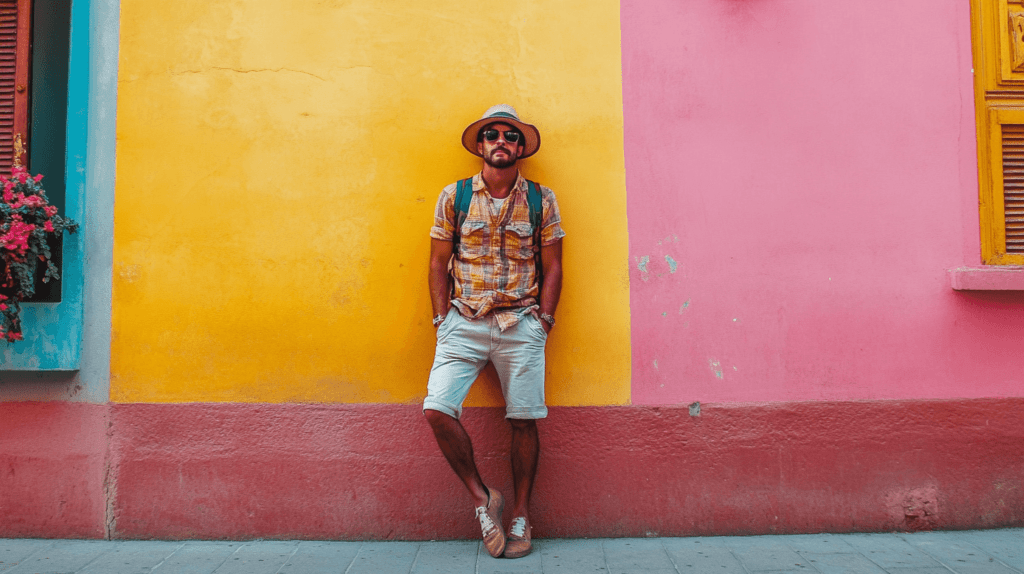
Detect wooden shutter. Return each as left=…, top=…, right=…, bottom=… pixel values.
left=0, top=0, right=29, bottom=173
left=1002, top=124, right=1024, bottom=252
left=971, top=0, right=1024, bottom=264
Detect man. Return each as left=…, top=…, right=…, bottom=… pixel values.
left=424, top=104, right=565, bottom=559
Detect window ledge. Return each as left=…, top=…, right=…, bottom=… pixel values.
left=949, top=266, right=1024, bottom=290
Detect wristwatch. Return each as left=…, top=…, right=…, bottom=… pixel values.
left=432, top=313, right=446, bottom=327
left=539, top=313, right=555, bottom=328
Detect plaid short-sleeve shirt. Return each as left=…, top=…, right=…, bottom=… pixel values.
left=430, top=172, right=566, bottom=331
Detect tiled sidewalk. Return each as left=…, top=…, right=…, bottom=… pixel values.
left=0, top=528, right=1021, bottom=573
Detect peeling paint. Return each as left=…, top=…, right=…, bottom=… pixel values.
left=665, top=255, right=678, bottom=273
left=653, top=359, right=658, bottom=370
left=661, top=311, right=667, bottom=317
left=709, top=359, right=723, bottom=379
left=679, top=300, right=690, bottom=313
left=638, top=255, right=650, bottom=272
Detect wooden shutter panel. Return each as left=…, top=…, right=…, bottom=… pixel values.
left=1002, top=125, right=1024, bottom=253
left=0, top=0, right=30, bottom=173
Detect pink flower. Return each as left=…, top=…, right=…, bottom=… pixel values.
left=43, top=221, right=53, bottom=232
left=0, top=304, right=7, bottom=311
left=33, top=174, right=43, bottom=182
left=16, top=172, right=28, bottom=184
left=6, top=331, right=22, bottom=341
left=0, top=220, right=35, bottom=254
left=21, top=195, right=44, bottom=207
left=11, top=166, right=25, bottom=176
left=44, top=206, right=57, bottom=217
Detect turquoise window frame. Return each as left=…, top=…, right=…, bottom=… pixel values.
left=1, top=0, right=88, bottom=370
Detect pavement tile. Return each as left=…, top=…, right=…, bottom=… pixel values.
left=346, top=541, right=420, bottom=574
left=781, top=534, right=859, bottom=554
left=211, top=540, right=299, bottom=574
left=716, top=537, right=811, bottom=572
left=798, top=551, right=887, bottom=574
left=477, top=538, right=543, bottom=573
left=278, top=541, right=361, bottom=573
left=5, top=539, right=111, bottom=574
left=150, top=541, right=243, bottom=574
left=0, top=539, right=55, bottom=572
left=0, top=529, right=1021, bottom=574
left=843, top=533, right=944, bottom=569
left=77, top=541, right=183, bottom=573
left=602, top=538, right=676, bottom=574
left=538, top=539, right=607, bottom=574
left=898, top=532, right=1018, bottom=574
left=956, top=529, right=1024, bottom=572
left=662, top=538, right=746, bottom=573
left=410, top=540, right=477, bottom=574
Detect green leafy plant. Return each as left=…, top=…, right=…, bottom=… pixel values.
left=0, top=166, right=79, bottom=342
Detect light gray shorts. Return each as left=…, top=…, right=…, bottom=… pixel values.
left=423, top=308, right=548, bottom=420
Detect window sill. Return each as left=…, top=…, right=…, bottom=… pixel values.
left=949, top=266, right=1024, bottom=290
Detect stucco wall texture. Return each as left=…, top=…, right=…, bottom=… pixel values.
left=4, top=0, right=1024, bottom=541
left=622, top=0, right=1023, bottom=405
left=112, top=0, right=1024, bottom=409
left=111, top=0, right=631, bottom=406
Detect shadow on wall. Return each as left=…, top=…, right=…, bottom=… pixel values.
left=0, top=371, right=82, bottom=400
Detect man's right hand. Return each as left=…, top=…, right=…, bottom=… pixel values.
left=429, top=238, right=455, bottom=330
left=433, top=305, right=451, bottom=329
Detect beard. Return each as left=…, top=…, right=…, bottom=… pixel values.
left=484, top=148, right=518, bottom=168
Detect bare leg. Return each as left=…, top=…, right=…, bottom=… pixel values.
left=508, top=418, right=539, bottom=520
left=424, top=409, right=489, bottom=508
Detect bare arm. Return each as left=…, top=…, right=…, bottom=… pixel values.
left=428, top=238, right=454, bottom=327
left=538, top=239, right=563, bottom=333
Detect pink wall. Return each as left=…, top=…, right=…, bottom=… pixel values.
left=0, top=403, right=108, bottom=538
left=621, top=0, right=1023, bottom=405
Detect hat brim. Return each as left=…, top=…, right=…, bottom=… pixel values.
left=461, top=116, right=541, bottom=159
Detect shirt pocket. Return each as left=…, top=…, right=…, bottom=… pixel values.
left=457, top=220, right=489, bottom=260
left=504, top=222, right=536, bottom=260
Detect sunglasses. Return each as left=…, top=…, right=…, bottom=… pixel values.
left=481, top=129, right=522, bottom=144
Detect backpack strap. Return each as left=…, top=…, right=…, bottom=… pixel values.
left=526, top=180, right=544, bottom=288
left=525, top=180, right=542, bottom=237
left=452, top=177, right=474, bottom=253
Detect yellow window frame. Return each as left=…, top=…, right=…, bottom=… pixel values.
left=972, top=0, right=1024, bottom=265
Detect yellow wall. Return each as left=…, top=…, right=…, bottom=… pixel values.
left=112, top=0, right=630, bottom=406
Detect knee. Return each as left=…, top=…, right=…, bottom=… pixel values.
left=508, top=418, right=537, bottom=432
left=424, top=408, right=453, bottom=428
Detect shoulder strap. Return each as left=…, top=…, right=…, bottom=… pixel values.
left=453, top=178, right=474, bottom=250
left=526, top=180, right=545, bottom=288
left=526, top=180, right=542, bottom=239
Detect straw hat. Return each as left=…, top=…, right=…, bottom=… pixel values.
left=461, top=104, right=541, bottom=158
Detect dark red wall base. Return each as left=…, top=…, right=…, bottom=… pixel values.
left=2, top=400, right=1021, bottom=539
left=0, top=402, right=108, bottom=538
left=106, top=399, right=1024, bottom=540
